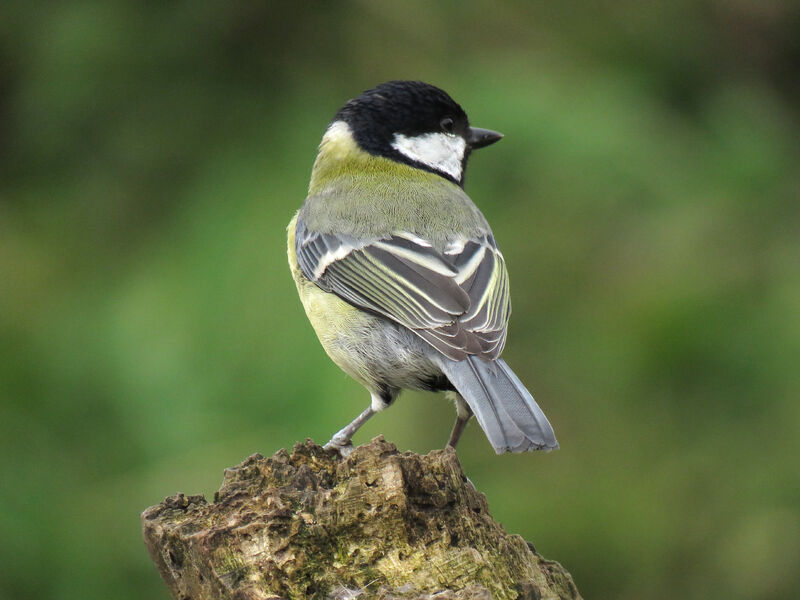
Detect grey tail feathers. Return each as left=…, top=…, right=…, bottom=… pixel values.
left=437, top=355, right=558, bottom=454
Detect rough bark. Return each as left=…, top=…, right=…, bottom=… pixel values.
left=142, top=437, right=581, bottom=600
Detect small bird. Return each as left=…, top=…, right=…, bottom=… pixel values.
left=287, top=81, right=558, bottom=455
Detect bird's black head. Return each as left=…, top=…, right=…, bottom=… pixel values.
left=331, top=81, right=502, bottom=186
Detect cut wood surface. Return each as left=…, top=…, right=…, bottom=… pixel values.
left=142, top=437, right=581, bottom=600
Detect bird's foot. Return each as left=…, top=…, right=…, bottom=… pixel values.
left=324, top=435, right=354, bottom=458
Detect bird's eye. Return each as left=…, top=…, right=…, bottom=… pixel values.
left=440, top=117, right=454, bottom=133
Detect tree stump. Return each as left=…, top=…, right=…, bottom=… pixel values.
left=142, top=437, right=581, bottom=600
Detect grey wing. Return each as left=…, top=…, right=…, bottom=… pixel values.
left=295, top=217, right=510, bottom=360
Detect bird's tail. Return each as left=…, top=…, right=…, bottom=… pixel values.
left=437, top=355, right=558, bottom=454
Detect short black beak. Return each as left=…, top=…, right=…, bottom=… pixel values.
left=467, top=127, right=503, bottom=149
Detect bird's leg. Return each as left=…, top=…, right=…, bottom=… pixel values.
left=446, top=392, right=473, bottom=449
left=324, top=406, right=375, bottom=457
left=324, top=391, right=393, bottom=457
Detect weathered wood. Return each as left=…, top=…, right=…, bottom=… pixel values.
left=142, top=437, right=581, bottom=600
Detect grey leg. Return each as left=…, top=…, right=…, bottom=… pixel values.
left=324, top=406, right=376, bottom=457
left=446, top=392, right=473, bottom=449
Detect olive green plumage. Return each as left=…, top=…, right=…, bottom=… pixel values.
left=303, top=136, right=489, bottom=248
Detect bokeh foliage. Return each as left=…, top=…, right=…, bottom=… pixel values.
left=1, top=2, right=799, bottom=599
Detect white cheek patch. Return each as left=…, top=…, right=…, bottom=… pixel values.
left=391, top=132, right=466, bottom=180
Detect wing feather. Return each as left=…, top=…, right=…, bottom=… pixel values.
left=296, top=217, right=510, bottom=360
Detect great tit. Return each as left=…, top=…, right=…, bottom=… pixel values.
left=288, top=81, right=558, bottom=455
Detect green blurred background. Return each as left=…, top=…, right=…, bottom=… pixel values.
left=2, top=2, right=799, bottom=599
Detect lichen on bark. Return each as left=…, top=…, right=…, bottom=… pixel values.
left=142, top=437, right=581, bottom=600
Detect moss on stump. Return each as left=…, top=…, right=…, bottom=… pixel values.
left=142, top=437, right=581, bottom=600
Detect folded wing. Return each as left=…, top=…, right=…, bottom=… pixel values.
left=295, top=219, right=510, bottom=360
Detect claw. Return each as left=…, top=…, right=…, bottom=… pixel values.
left=323, top=405, right=376, bottom=458
left=324, top=438, right=354, bottom=458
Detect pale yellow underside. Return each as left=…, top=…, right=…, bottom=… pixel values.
left=287, top=213, right=378, bottom=388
